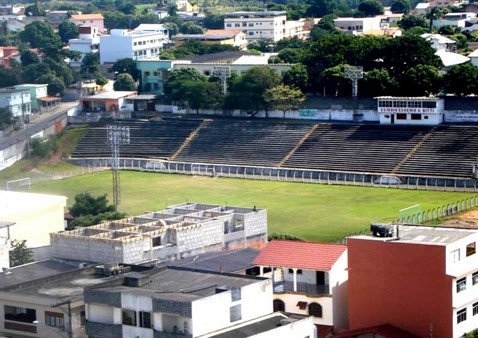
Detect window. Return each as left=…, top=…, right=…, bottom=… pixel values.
left=226, top=23, right=232, bottom=27
left=411, top=114, right=421, bottom=120
left=80, top=311, right=85, bottom=327
left=308, top=303, right=322, bottom=318
left=452, top=249, right=461, bottom=263
left=288, top=268, right=302, bottom=274
left=423, top=101, right=436, bottom=108
left=467, top=242, right=476, bottom=256
left=145, top=71, right=150, bottom=76
left=393, top=101, right=407, bottom=108
left=457, top=308, right=467, bottom=323
left=473, top=271, right=478, bottom=285
left=152, top=236, right=161, bottom=247
left=231, top=287, right=241, bottom=301
left=230, top=305, right=242, bottom=322
left=45, top=311, right=64, bottom=328
left=139, top=311, right=151, bottom=328
left=122, top=309, right=136, bottom=326
left=408, top=101, right=421, bottom=108
left=235, top=23, right=240, bottom=27
left=396, top=113, right=407, bottom=120
left=273, top=299, right=285, bottom=312
left=457, top=277, right=466, bottom=293
left=4, top=305, right=36, bottom=323
left=474, top=303, right=478, bottom=316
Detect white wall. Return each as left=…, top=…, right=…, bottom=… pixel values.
left=276, top=293, right=333, bottom=326
left=330, top=251, right=349, bottom=328
left=251, top=316, right=316, bottom=338
left=100, top=31, right=133, bottom=64
left=0, top=237, right=9, bottom=269
left=87, top=304, right=119, bottom=324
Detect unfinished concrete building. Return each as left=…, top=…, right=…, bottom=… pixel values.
left=50, top=203, right=267, bottom=264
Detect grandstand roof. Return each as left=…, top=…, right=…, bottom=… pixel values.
left=253, top=240, right=347, bottom=271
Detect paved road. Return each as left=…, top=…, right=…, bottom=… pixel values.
left=0, top=101, right=79, bottom=150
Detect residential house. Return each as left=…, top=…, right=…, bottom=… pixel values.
left=84, top=266, right=316, bottom=338
left=414, top=2, right=430, bottom=15
left=433, top=12, right=477, bottom=29
left=51, top=203, right=267, bottom=265
left=468, top=48, right=478, bottom=66
left=46, top=10, right=68, bottom=29
left=99, top=24, right=169, bottom=64
left=429, top=0, right=467, bottom=8
left=172, top=29, right=247, bottom=49
left=284, top=20, right=308, bottom=39
left=0, top=259, right=152, bottom=338
left=334, top=17, right=382, bottom=35
left=224, top=11, right=287, bottom=42
left=0, top=87, right=31, bottom=123
left=70, top=13, right=105, bottom=33
left=69, top=26, right=100, bottom=67
left=14, top=84, right=48, bottom=113
left=253, top=240, right=349, bottom=329
left=420, top=33, right=469, bottom=67
left=348, top=224, right=478, bottom=338
left=78, top=90, right=137, bottom=119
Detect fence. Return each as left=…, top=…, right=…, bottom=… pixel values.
left=67, top=157, right=478, bottom=192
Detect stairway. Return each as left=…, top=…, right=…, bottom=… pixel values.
left=278, top=124, right=319, bottom=167
left=169, top=119, right=211, bottom=160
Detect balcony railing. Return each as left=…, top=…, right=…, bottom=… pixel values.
left=4, top=320, right=37, bottom=333
left=273, top=281, right=330, bottom=296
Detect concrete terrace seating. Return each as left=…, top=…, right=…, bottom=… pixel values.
left=397, top=125, right=478, bottom=178
left=174, top=120, right=312, bottom=166
left=283, top=124, right=431, bottom=174
left=71, top=119, right=203, bottom=159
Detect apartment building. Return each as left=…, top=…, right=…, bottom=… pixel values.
left=0, top=87, right=31, bottom=123
left=70, top=13, right=105, bottom=33
left=253, top=240, right=348, bottom=329
left=333, top=17, right=381, bottom=35
left=348, top=224, right=478, bottom=338
left=84, top=266, right=316, bottom=337
left=224, top=11, right=287, bottom=42
left=69, top=26, right=100, bottom=67
left=99, top=24, right=169, bottom=64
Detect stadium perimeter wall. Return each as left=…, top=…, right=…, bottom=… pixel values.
left=67, top=158, right=478, bottom=192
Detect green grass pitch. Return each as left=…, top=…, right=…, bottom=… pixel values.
left=28, top=171, right=477, bottom=242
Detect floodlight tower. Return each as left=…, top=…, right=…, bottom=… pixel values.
left=107, top=125, right=130, bottom=210
left=212, top=66, right=231, bottom=95
left=343, top=66, right=364, bottom=122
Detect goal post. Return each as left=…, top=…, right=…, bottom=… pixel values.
left=6, top=177, right=31, bottom=191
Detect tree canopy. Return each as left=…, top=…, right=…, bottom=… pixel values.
left=9, top=240, right=33, bottom=267
left=69, top=193, right=125, bottom=228
left=114, top=73, right=136, bottom=91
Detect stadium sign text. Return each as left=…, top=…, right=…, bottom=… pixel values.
left=378, top=108, right=434, bottom=113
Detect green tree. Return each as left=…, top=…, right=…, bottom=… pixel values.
left=443, top=63, right=478, bottom=96
left=398, top=15, right=428, bottom=30
left=400, top=64, right=442, bottom=96
left=276, top=48, right=307, bottom=63
left=203, top=14, right=225, bottom=29
left=96, top=73, right=109, bottom=86
left=30, top=136, right=58, bottom=158
left=464, top=329, right=478, bottom=338
left=114, top=73, right=136, bottom=91
left=283, top=64, right=309, bottom=92
left=0, top=66, right=20, bottom=87
left=310, top=14, right=341, bottom=41
left=109, top=58, right=139, bottom=81
left=306, top=0, right=337, bottom=17
left=264, top=84, right=305, bottom=118
left=167, top=4, right=178, bottom=16
left=20, top=49, right=40, bottom=66
left=25, top=0, right=46, bottom=16
left=225, top=66, right=281, bottom=117
left=81, top=52, right=100, bottom=80
left=69, top=193, right=125, bottom=228
left=390, top=0, right=410, bottom=14
left=180, top=22, right=204, bottom=34
left=163, top=68, right=211, bottom=110
left=0, top=107, right=13, bottom=129
left=37, top=74, right=66, bottom=96
left=361, top=68, right=398, bottom=97
left=19, top=21, right=62, bottom=50
left=357, top=0, right=384, bottom=16
left=58, top=20, right=79, bottom=44
left=426, top=7, right=446, bottom=32
left=9, top=240, right=33, bottom=267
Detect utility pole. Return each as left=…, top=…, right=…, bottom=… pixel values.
left=51, top=299, right=72, bottom=338
left=343, top=65, right=363, bottom=123
left=107, top=125, right=130, bottom=210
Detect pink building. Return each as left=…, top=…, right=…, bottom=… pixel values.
left=70, top=13, right=105, bottom=33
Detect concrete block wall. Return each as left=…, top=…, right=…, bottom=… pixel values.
left=176, top=219, right=223, bottom=253
left=244, top=210, right=267, bottom=238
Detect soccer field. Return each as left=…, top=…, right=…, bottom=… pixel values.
left=28, top=171, right=477, bottom=242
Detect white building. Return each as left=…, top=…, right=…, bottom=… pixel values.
left=51, top=203, right=267, bottom=264
left=0, top=229, right=9, bottom=269
left=0, top=191, right=67, bottom=250
left=70, top=13, right=105, bottom=33
left=433, top=12, right=476, bottom=28
left=84, top=266, right=316, bottom=338
left=0, top=87, right=31, bottom=122
left=334, top=17, right=382, bottom=35
left=376, top=96, right=445, bottom=125
left=224, top=11, right=287, bottom=42
left=99, top=24, right=169, bottom=64
left=69, top=26, right=100, bottom=67
left=253, top=240, right=348, bottom=328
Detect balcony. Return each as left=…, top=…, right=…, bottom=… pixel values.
left=273, top=281, right=330, bottom=296
left=153, top=329, right=193, bottom=338
left=4, top=320, right=37, bottom=333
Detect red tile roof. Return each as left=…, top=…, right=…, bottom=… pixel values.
left=253, top=240, right=347, bottom=271
left=71, top=13, right=104, bottom=20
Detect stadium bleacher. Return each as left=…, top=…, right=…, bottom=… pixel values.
left=71, top=119, right=478, bottom=179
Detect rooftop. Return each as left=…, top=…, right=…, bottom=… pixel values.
left=355, top=225, right=478, bottom=245
left=167, top=248, right=260, bottom=273
left=82, top=91, right=136, bottom=100
left=253, top=240, right=347, bottom=271
left=88, top=266, right=265, bottom=302
left=0, top=260, right=150, bottom=302
left=52, top=202, right=262, bottom=243
left=71, top=13, right=104, bottom=20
